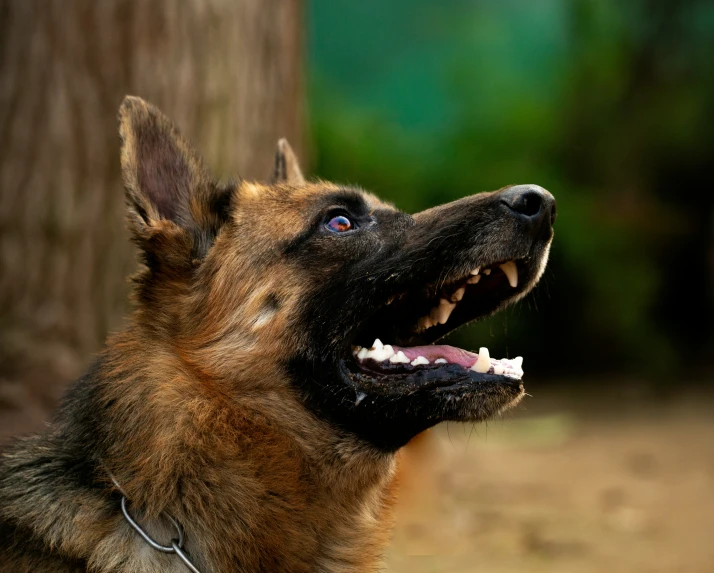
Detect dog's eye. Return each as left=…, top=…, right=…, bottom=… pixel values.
left=326, top=215, right=353, bottom=233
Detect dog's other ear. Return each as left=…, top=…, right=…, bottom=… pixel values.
left=272, top=138, right=305, bottom=185
left=119, top=96, right=223, bottom=236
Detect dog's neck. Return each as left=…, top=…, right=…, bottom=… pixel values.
left=99, top=330, right=390, bottom=492
left=65, top=330, right=400, bottom=571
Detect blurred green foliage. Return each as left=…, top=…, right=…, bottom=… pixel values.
left=307, top=0, right=714, bottom=378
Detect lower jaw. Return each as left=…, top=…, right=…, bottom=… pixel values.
left=344, top=371, right=526, bottom=450
left=290, top=351, right=525, bottom=452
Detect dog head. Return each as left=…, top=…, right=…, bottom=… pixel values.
left=119, top=97, right=555, bottom=452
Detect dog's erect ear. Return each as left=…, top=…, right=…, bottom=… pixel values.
left=272, top=138, right=305, bottom=185
left=119, top=96, right=221, bottom=236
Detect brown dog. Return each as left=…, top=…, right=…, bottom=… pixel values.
left=0, top=97, right=555, bottom=572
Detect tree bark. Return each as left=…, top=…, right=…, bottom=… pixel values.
left=0, top=0, right=303, bottom=439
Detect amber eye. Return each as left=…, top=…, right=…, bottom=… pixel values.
left=326, top=215, right=353, bottom=233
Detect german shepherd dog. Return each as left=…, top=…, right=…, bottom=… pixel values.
left=0, top=97, right=555, bottom=572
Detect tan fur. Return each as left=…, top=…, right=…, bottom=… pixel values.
left=1, top=96, right=555, bottom=572
left=91, top=180, right=401, bottom=570
left=0, top=99, right=401, bottom=573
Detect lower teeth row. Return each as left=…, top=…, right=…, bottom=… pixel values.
left=353, top=339, right=524, bottom=379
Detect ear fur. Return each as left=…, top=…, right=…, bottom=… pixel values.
left=118, top=96, right=230, bottom=258
left=272, top=138, right=305, bottom=185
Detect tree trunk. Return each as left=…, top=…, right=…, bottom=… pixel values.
left=0, top=0, right=303, bottom=439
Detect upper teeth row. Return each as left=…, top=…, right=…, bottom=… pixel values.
left=417, top=261, right=519, bottom=331
left=469, top=261, right=518, bottom=288
left=354, top=339, right=524, bottom=379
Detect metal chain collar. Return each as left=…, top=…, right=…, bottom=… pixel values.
left=109, top=474, right=203, bottom=573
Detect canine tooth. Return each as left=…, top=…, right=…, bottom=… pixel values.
left=470, top=347, right=490, bottom=373
left=467, top=274, right=481, bottom=284
left=371, top=339, right=384, bottom=350
left=357, top=348, right=369, bottom=360
left=390, top=351, right=410, bottom=363
left=470, top=267, right=481, bottom=275
left=386, top=296, right=395, bottom=305
left=499, top=261, right=518, bottom=288
left=417, top=316, right=436, bottom=330
left=512, top=356, right=523, bottom=369
left=352, top=346, right=360, bottom=356
left=435, top=358, right=447, bottom=364
left=451, top=287, right=466, bottom=302
left=411, top=356, right=429, bottom=366
left=482, top=268, right=492, bottom=275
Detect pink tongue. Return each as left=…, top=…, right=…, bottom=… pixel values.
left=392, top=344, right=478, bottom=369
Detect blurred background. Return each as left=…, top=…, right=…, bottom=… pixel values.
left=1, top=0, right=713, bottom=571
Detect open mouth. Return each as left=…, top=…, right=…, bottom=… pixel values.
left=291, top=184, right=555, bottom=450
left=353, top=341, right=523, bottom=379
left=348, top=258, right=530, bottom=391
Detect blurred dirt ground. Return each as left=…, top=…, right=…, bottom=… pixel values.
left=387, top=380, right=714, bottom=573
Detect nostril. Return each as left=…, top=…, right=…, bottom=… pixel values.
left=510, top=190, right=543, bottom=217
left=500, top=184, right=555, bottom=229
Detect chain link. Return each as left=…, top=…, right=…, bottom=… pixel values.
left=110, top=475, right=202, bottom=573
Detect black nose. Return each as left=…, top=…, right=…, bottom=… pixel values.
left=500, top=184, right=556, bottom=229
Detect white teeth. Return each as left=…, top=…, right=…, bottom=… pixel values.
left=365, top=344, right=394, bottom=362
left=376, top=263, right=517, bottom=345
left=451, top=287, right=466, bottom=302
left=354, top=339, right=395, bottom=362
left=501, top=355, right=524, bottom=380
left=470, top=347, right=491, bottom=373
left=499, top=261, right=518, bottom=288
left=354, top=343, right=525, bottom=379
left=390, top=351, right=410, bottom=363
